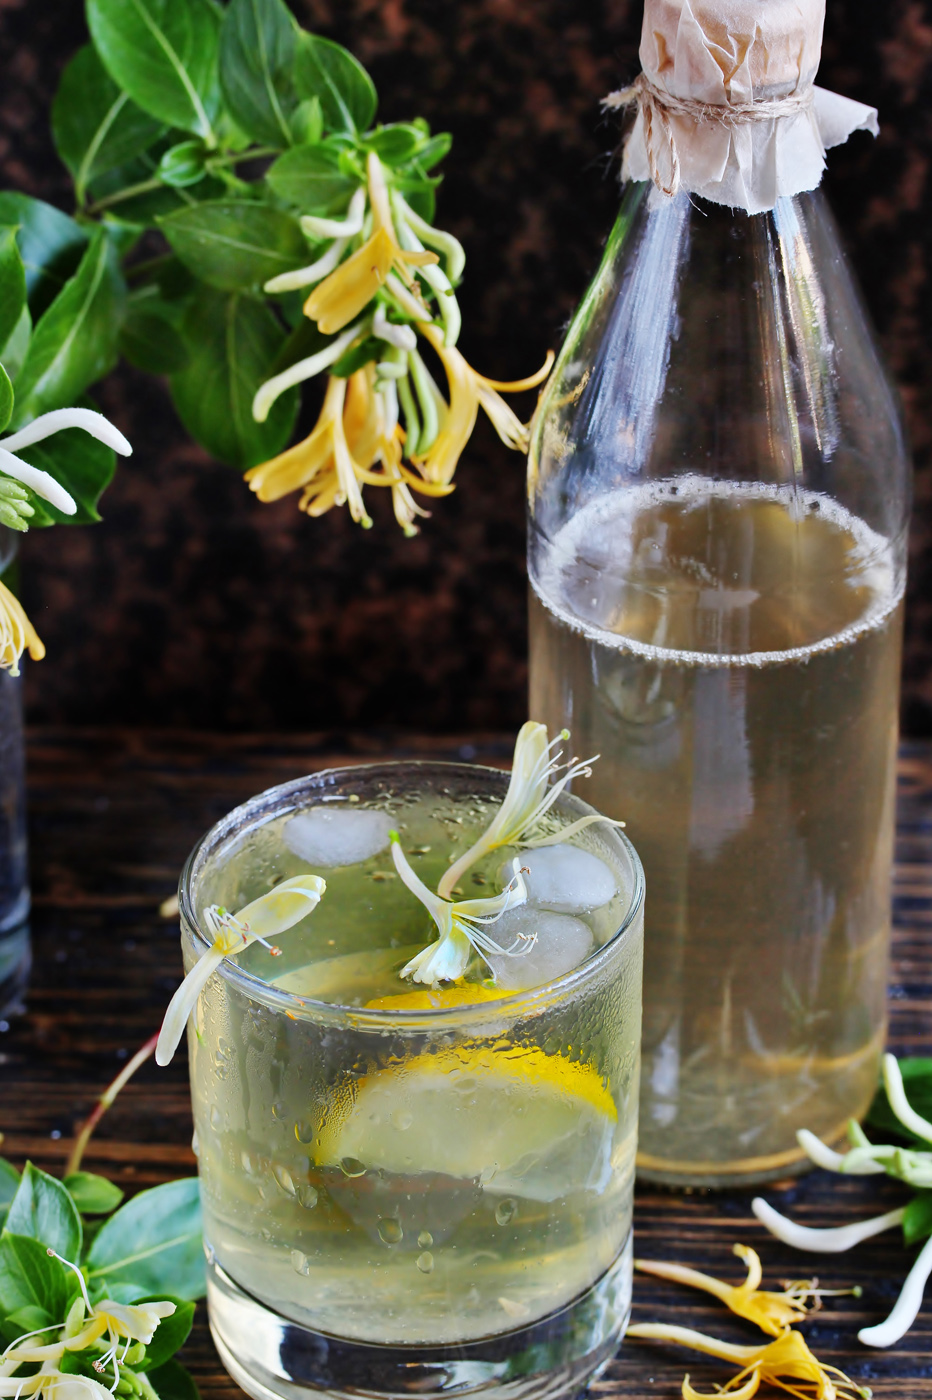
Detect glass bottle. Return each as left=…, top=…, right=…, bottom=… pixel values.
left=528, top=181, right=911, bottom=1186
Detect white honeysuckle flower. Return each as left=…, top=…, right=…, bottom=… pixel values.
left=0, top=408, right=132, bottom=514
left=859, top=1233, right=932, bottom=1347
left=797, top=1128, right=887, bottom=1175
left=437, top=721, right=623, bottom=900
left=299, top=187, right=367, bottom=242
left=392, top=196, right=461, bottom=346
left=0, top=1371, right=113, bottom=1400
left=391, top=834, right=531, bottom=986
left=883, top=1052, right=932, bottom=1142
left=156, top=873, right=326, bottom=1066
left=252, top=321, right=365, bottom=423
left=264, top=236, right=350, bottom=294
left=393, top=194, right=466, bottom=283
left=751, top=1196, right=906, bottom=1253
left=372, top=304, right=417, bottom=351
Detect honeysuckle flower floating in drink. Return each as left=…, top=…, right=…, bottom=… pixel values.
left=753, top=1053, right=932, bottom=1348
left=249, top=150, right=553, bottom=533
left=156, top=874, right=326, bottom=1065
left=626, top=1323, right=869, bottom=1400
left=437, top=721, right=625, bottom=900
left=636, top=1245, right=824, bottom=1339
left=390, top=833, right=531, bottom=986
left=0, top=408, right=132, bottom=672
left=0, top=1247, right=175, bottom=1398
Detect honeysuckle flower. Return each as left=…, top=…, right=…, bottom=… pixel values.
left=752, top=1054, right=932, bottom=1348
left=627, top=1323, right=869, bottom=1400
left=156, top=873, right=326, bottom=1066
left=0, top=576, right=44, bottom=673
left=437, top=721, right=624, bottom=900
left=0, top=1369, right=113, bottom=1400
left=390, top=833, right=531, bottom=985
left=636, top=1245, right=822, bottom=1338
left=0, top=408, right=131, bottom=671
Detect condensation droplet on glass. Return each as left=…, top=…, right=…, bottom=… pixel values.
left=291, top=1250, right=310, bottom=1277
left=416, top=1251, right=434, bottom=1274
left=295, top=1121, right=315, bottom=1145
left=204, top=1243, right=216, bottom=1266
left=240, top=1150, right=254, bottom=1175
left=479, top=1164, right=497, bottom=1185
left=271, top=1101, right=287, bottom=1121
left=261, top=1228, right=272, bottom=1241
left=341, top=1156, right=367, bottom=1178
left=394, top=1111, right=413, bottom=1132
left=378, top=1218, right=403, bottom=1244
left=191, top=1129, right=200, bottom=1157
left=209, top=1105, right=222, bottom=1131
left=297, top=1184, right=319, bottom=1209
left=272, top=1162, right=297, bottom=1196
left=495, top=1199, right=517, bottom=1226
left=417, top=1231, right=433, bottom=1249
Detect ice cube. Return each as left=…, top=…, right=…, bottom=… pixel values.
left=483, top=907, right=594, bottom=991
left=283, top=807, right=392, bottom=867
left=502, top=843, right=617, bottom=913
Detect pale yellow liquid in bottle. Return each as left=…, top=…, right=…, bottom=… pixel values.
left=530, top=478, right=902, bottom=1184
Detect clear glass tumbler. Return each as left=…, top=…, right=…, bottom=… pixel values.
left=179, top=760, right=644, bottom=1400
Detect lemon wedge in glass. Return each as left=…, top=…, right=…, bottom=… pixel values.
left=316, top=1030, right=617, bottom=1203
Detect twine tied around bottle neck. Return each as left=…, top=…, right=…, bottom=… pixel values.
left=604, top=73, right=815, bottom=198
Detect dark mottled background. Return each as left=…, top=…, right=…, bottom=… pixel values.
left=1, top=0, right=930, bottom=733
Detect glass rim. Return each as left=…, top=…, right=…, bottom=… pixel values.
left=178, top=758, right=645, bottom=1028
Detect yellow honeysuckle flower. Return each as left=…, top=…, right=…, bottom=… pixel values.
left=247, top=369, right=453, bottom=532
left=627, top=1323, right=869, bottom=1400
left=636, top=1245, right=819, bottom=1338
left=303, top=154, right=437, bottom=336
left=437, top=721, right=623, bottom=900
left=0, top=576, right=44, bottom=674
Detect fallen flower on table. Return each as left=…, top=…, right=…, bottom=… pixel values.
left=754, top=1053, right=932, bottom=1348
left=636, top=1244, right=825, bottom=1337
left=626, top=1323, right=870, bottom=1400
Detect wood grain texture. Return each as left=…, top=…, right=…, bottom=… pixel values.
left=1, top=730, right=932, bottom=1397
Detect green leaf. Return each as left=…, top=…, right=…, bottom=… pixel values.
left=119, top=303, right=189, bottom=374
left=133, top=1297, right=195, bottom=1371
left=15, top=417, right=117, bottom=527
left=149, top=1359, right=200, bottom=1400
left=63, top=1172, right=125, bottom=1216
left=365, top=124, right=425, bottom=166
left=158, top=199, right=306, bottom=291
left=87, top=0, right=221, bottom=143
left=0, top=228, right=27, bottom=357
left=331, top=334, right=381, bottom=378
left=290, top=97, right=323, bottom=146
left=170, top=287, right=298, bottom=469
left=52, top=44, right=165, bottom=204
left=399, top=132, right=452, bottom=173
left=12, top=229, right=124, bottom=424
left=158, top=140, right=208, bottom=188
left=219, top=0, right=298, bottom=148
left=867, top=1057, right=932, bottom=1144
left=5, top=1163, right=83, bottom=1260
left=904, top=1191, right=932, bottom=1246
left=0, top=1232, right=76, bottom=1324
left=0, top=1159, right=20, bottom=1209
left=266, top=144, right=356, bottom=213
left=86, top=1178, right=204, bottom=1301
left=0, top=194, right=89, bottom=320
left=0, top=364, right=13, bottom=434
left=2, top=306, right=31, bottom=382
left=294, top=33, right=377, bottom=135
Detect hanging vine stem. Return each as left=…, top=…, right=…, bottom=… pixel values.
left=65, top=1030, right=159, bottom=1175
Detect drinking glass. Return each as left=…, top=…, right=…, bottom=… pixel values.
left=179, top=760, right=644, bottom=1400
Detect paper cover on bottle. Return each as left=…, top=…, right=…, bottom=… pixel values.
left=622, top=0, right=879, bottom=213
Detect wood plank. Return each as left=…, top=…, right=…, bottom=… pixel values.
left=1, top=729, right=930, bottom=1397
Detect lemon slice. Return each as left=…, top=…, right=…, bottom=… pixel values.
left=317, top=1041, right=617, bottom=1203
left=364, top=983, right=510, bottom=1011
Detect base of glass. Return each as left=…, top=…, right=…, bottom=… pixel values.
left=636, top=1114, right=858, bottom=1188
left=206, top=1237, right=631, bottom=1400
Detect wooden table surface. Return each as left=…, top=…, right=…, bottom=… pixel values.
left=2, top=728, right=931, bottom=1399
